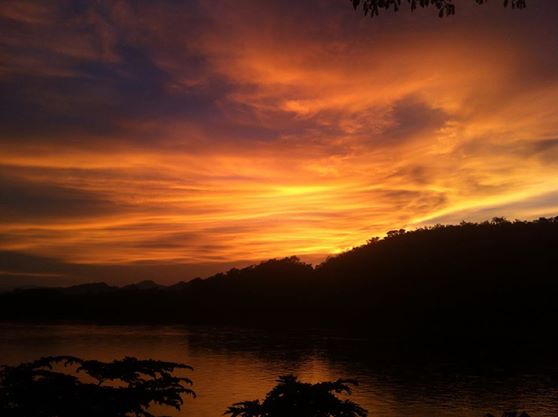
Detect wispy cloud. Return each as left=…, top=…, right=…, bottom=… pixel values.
left=1, top=0, right=558, bottom=284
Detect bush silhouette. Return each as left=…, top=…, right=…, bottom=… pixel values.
left=225, top=374, right=367, bottom=417
left=0, top=356, right=194, bottom=417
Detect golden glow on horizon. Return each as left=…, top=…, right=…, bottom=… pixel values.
left=1, top=1, right=558, bottom=272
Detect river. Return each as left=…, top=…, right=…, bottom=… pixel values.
left=1, top=323, right=557, bottom=417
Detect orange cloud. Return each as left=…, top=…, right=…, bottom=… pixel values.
left=1, top=0, right=558, bottom=284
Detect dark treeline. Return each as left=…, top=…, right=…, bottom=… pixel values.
left=1, top=217, right=558, bottom=346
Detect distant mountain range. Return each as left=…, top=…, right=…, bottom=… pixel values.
left=2, top=217, right=558, bottom=347
left=61, top=280, right=165, bottom=294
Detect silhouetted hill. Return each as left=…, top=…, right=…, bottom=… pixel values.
left=2, top=217, right=558, bottom=347
left=60, top=282, right=116, bottom=295
left=121, top=280, right=163, bottom=291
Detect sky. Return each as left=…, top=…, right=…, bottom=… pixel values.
left=1, top=0, right=558, bottom=288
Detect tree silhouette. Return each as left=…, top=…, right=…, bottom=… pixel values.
left=0, top=356, right=195, bottom=417
left=352, top=0, right=527, bottom=18
left=225, top=374, right=367, bottom=417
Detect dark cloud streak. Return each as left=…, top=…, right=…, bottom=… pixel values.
left=0, top=173, right=120, bottom=221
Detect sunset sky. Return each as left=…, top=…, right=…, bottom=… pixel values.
left=1, top=0, right=558, bottom=288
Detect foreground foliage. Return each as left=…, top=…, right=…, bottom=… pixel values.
left=226, top=374, right=367, bottom=417
left=0, top=356, right=194, bottom=417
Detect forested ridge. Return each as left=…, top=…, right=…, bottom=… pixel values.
left=2, top=218, right=557, bottom=346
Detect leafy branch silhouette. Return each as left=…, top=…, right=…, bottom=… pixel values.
left=352, top=0, right=527, bottom=18
left=0, top=356, right=195, bottom=417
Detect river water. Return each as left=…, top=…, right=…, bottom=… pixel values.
left=1, top=323, right=557, bottom=417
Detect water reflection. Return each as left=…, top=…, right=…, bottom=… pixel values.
left=1, top=323, right=557, bottom=417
